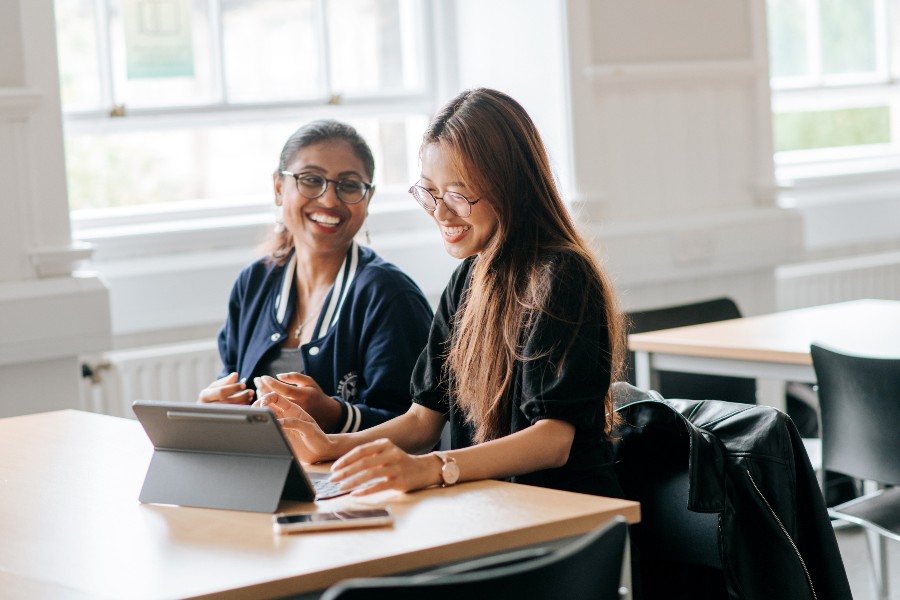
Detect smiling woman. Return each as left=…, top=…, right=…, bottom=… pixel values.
left=198, top=120, right=434, bottom=438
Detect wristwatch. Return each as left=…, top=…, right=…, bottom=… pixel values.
left=434, top=451, right=459, bottom=487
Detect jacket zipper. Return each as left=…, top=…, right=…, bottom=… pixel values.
left=746, top=469, right=817, bottom=600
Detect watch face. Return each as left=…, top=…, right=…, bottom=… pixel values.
left=442, top=460, right=460, bottom=485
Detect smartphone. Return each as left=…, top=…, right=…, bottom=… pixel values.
left=273, top=508, right=394, bottom=534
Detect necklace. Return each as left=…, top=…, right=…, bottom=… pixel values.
left=294, top=294, right=327, bottom=340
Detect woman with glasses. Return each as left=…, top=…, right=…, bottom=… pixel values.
left=259, top=89, right=626, bottom=498
left=199, top=119, right=433, bottom=435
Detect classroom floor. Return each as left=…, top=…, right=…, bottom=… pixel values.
left=836, top=525, right=899, bottom=600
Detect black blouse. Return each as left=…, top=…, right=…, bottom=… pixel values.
left=411, top=253, right=623, bottom=498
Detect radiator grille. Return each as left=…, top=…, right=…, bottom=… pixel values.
left=81, top=340, right=221, bottom=418
left=776, top=251, right=900, bottom=311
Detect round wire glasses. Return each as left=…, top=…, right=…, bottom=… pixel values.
left=408, top=184, right=480, bottom=217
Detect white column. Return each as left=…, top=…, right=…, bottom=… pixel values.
left=0, top=0, right=111, bottom=417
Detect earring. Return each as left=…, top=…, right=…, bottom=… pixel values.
left=364, top=220, right=371, bottom=245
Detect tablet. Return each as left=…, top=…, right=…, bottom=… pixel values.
left=132, top=400, right=346, bottom=512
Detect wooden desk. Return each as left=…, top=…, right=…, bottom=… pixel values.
left=0, top=410, right=639, bottom=600
left=628, top=299, right=900, bottom=409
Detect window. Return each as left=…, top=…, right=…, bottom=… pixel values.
left=766, top=0, right=900, bottom=178
left=55, top=0, right=436, bottom=222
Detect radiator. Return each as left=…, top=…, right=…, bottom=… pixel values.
left=776, top=251, right=900, bottom=310
left=81, top=340, right=222, bottom=419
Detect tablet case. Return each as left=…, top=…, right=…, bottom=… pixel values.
left=132, top=401, right=316, bottom=512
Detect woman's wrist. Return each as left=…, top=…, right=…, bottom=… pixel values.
left=318, top=396, right=345, bottom=433
left=421, top=452, right=447, bottom=489
left=323, top=432, right=352, bottom=461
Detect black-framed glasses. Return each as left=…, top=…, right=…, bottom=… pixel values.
left=408, top=184, right=480, bottom=217
left=281, top=171, right=373, bottom=205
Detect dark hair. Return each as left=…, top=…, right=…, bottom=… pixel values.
left=277, top=119, right=375, bottom=179
left=427, top=88, right=626, bottom=441
left=262, top=119, right=375, bottom=263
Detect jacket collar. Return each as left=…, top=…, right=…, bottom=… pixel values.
left=274, top=241, right=361, bottom=339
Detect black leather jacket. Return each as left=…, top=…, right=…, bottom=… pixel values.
left=614, top=388, right=851, bottom=600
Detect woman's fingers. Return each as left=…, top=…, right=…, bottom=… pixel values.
left=216, top=372, right=240, bottom=385
left=331, top=452, right=385, bottom=483
left=257, top=392, right=300, bottom=417
left=330, top=439, right=414, bottom=492
left=331, top=438, right=392, bottom=472
left=254, top=377, right=272, bottom=396
left=221, top=388, right=254, bottom=404
left=276, top=372, right=318, bottom=388
left=258, top=374, right=321, bottom=398
left=198, top=376, right=252, bottom=404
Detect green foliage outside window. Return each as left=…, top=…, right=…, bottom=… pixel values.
left=773, top=106, right=891, bottom=153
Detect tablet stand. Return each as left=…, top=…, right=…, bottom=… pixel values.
left=133, top=403, right=315, bottom=512
left=139, top=449, right=311, bottom=512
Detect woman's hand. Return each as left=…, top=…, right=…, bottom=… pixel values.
left=328, top=438, right=441, bottom=496
left=255, top=392, right=339, bottom=463
left=255, top=373, right=342, bottom=431
left=198, top=372, right=254, bottom=404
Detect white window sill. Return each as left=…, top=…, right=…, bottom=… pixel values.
left=776, top=153, right=900, bottom=199
left=73, top=188, right=429, bottom=263
left=774, top=155, right=900, bottom=252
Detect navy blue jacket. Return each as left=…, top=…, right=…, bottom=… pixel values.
left=218, top=242, right=433, bottom=432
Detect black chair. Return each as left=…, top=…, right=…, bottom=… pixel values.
left=320, top=516, right=627, bottom=600
left=613, top=383, right=852, bottom=600
left=811, top=343, right=900, bottom=600
left=613, top=384, right=726, bottom=600
left=625, top=297, right=757, bottom=405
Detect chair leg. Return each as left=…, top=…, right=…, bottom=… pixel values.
left=864, top=527, right=889, bottom=600
left=877, top=536, right=888, bottom=600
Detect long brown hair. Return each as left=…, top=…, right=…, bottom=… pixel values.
left=426, top=88, right=625, bottom=442
left=260, top=119, right=375, bottom=264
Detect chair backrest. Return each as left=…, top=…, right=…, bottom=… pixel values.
left=811, top=343, right=900, bottom=485
left=625, top=297, right=757, bottom=404
left=614, top=400, right=727, bottom=600
left=320, top=517, right=627, bottom=600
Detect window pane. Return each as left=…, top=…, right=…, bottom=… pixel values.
left=65, top=116, right=426, bottom=211
left=348, top=115, right=427, bottom=187
left=55, top=0, right=102, bottom=109
left=65, top=123, right=288, bottom=210
left=773, top=106, right=891, bottom=152
left=326, top=0, right=425, bottom=95
left=221, top=0, right=322, bottom=102
left=108, top=0, right=216, bottom=108
left=767, top=0, right=810, bottom=79
left=820, top=0, right=877, bottom=75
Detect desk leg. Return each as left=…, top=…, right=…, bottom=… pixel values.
left=620, top=531, right=633, bottom=600
left=634, top=351, right=657, bottom=392
left=756, top=379, right=786, bottom=413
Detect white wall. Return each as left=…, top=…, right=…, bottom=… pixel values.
left=453, top=0, right=574, bottom=195
left=564, top=0, right=801, bottom=315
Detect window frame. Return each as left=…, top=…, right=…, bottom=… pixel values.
left=63, top=0, right=454, bottom=257
left=768, top=0, right=900, bottom=186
